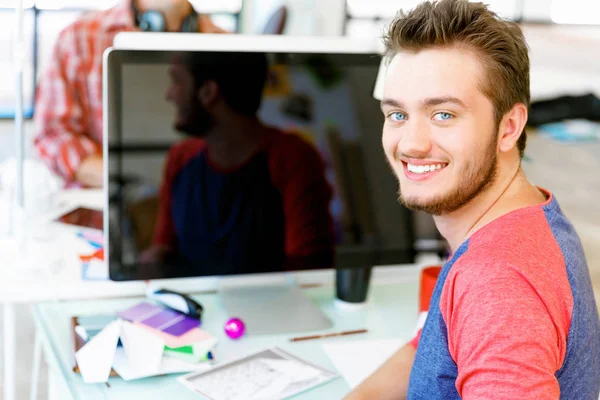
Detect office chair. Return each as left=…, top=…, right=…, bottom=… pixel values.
left=262, top=5, right=288, bottom=35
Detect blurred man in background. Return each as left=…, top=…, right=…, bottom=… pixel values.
left=33, top=0, right=227, bottom=188
left=137, top=51, right=336, bottom=274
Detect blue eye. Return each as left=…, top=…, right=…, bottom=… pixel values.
left=389, top=112, right=407, bottom=122
left=433, top=112, right=453, bottom=121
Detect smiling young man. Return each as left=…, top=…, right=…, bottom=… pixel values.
left=344, top=1, right=600, bottom=399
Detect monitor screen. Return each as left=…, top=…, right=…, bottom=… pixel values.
left=106, top=47, right=415, bottom=281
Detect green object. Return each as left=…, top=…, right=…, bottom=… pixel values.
left=163, top=347, right=214, bottom=363
left=165, top=345, right=194, bottom=354
left=163, top=340, right=216, bottom=363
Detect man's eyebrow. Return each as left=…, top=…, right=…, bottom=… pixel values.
left=380, top=96, right=467, bottom=110
left=380, top=98, right=405, bottom=109
left=422, top=96, right=467, bottom=108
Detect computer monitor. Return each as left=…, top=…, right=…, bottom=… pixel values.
left=103, top=34, right=415, bottom=333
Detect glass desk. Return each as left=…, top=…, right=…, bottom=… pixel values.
left=32, top=274, right=419, bottom=400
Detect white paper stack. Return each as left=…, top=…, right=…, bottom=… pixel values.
left=75, top=319, right=212, bottom=383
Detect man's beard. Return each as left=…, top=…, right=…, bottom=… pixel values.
left=397, top=132, right=499, bottom=216
left=174, top=98, right=213, bottom=137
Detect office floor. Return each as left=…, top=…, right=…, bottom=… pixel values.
left=0, top=132, right=598, bottom=399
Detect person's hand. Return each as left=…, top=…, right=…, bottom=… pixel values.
left=198, top=14, right=230, bottom=33
left=75, top=154, right=103, bottom=188
left=343, top=343, right=416, bottom=400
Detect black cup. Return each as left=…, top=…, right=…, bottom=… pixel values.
left=336, top=267, right=372, bottom=303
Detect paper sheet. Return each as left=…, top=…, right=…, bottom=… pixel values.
left=179, top=347, right=338, bottom=400
left=76, top=318, right=212, bottom=383
left=260, top=358, right=322, bottom=383
left=322, top=338, right=406, bottom=389
left=116, top=321, right=164, bottom=378
left=82, top=259, right=108, bottom=280
left=112, top=347, right=210, bottom=381
left=75, top=320, right=122, bottom=384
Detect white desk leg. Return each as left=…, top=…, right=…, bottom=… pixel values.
left=3, top=302, right=16, bottom=400
left=30, top=331, right=42, bottom=400
left=48, top=367, right=58, bottom=400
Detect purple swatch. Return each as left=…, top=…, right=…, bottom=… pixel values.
left=162, top=318, right=201, bottom=336
left=144, top=309, right=181, bottom=327
left=117, top=302, right=200, bottom=337
left=118, top=302, right=158, bottom=321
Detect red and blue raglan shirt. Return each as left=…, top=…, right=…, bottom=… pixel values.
left=408, top=189, right=600, bottom=399
left=152, top=128, right=335, bottom=275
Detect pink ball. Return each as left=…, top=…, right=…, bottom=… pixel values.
left=224, top=318, right=245, bottom=339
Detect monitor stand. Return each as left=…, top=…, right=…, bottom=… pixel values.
left=218, top=273, right=333, bottom=335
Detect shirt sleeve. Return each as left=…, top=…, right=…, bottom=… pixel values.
left=269, top=136, right=335, bottom=269
left=441, top=261, right=568, bottom=400
left=152, top=148, right=178, bottom=248
left=33, top=25, right=99, bottom=184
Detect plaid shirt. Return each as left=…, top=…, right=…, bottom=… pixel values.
left=33, top=0, right=226, bottom=186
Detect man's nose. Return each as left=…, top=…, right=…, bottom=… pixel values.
left=396, top=119, right=432, bottom=157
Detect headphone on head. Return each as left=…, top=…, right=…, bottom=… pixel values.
left=132, top=0, right=198, bottom=32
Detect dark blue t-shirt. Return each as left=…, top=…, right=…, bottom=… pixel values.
left=170, top=150, right=285, bottom=275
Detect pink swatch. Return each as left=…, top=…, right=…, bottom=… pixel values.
left=134, top=323, right=214, bottom=348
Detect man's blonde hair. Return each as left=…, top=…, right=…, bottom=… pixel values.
left=383, top=0, right=530, bottom=157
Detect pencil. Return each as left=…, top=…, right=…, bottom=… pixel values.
left=290, top=329, right=368, bottom=342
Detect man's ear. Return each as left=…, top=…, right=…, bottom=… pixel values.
left=498, top=103, right=528, bottom=153
left=197, top=81, right=219, bottom=107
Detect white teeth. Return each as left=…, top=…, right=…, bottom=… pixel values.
left=407, top=163, right=445, bottom=174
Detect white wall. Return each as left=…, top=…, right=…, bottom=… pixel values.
left=239, top=0, right=346, bottom=37
left=284, top=0, right=344, bottom=36
left=252, top=0, right=343, bottom=36
left=524, top=24, right=600, bottom=100
left=523, top=0, right=553, bottom=20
